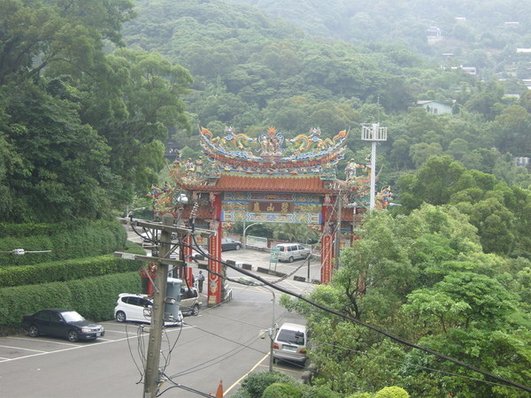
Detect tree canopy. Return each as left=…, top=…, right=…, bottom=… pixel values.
left=0, top=0, right=191, bottom=221
left=283, top=206, right=530, bottom=397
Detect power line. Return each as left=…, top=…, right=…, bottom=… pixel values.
left=313, top=338, right=526, bottom=390
left=157, top=375, right=214, bottom=398
left=189, top=235, right=531, bottom=393
left=167, top=331, right=263, bottom=379
left=131, top=216, right=529, bottom=393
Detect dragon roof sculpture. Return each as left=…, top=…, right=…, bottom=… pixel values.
left=198, top=126, right=348, bottom=175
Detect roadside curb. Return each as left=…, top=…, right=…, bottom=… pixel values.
left=256, top=266, right=287, bottom=277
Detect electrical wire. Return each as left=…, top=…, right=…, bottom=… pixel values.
left=187, top=231, right=531, bottom=393
left=157, top=373, right=214, bottom=397
left=128, top=214, right=529, bottom=393
left=166, top=329, right=264, bottom=379
left=313, top=338, right=527, bottom=390
left=124, top=322, right=145, bottom=384
left=161, top=321, right=184, bottom=373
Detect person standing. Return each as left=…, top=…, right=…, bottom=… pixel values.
left=197, top=270, right=205, bottom=293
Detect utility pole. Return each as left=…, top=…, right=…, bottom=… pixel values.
left=115, top=215, right=214, bottom=398
left=143, top=214, right=172, bottom=398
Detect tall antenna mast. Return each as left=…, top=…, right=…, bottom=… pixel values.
left=361, top=120, right=387, bottom=210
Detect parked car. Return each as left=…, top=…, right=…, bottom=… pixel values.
left=191, top=247, right=209, bottom=260
left=274, top=243, right=311, bottom=262
left=169, top=247, right=208, bottom=262
left=21, top=309, right=105, bottom=342
left=114, top=293, right=183, bottom=326
left=180, top=286, right=201, bottom=316
left=221, top=238, right=242, bottom=251
left=272, top=322, right=308, bottom=366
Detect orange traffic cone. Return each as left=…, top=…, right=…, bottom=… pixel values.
left=216, top=380, right=223, bottom=398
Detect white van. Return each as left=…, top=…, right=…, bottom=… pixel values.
left=274, top=243, right=311, bottom=263
left=272, top=322, right=308, bottom=365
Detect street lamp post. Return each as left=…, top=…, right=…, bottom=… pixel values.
left=260, top=286, right=277, bottom=372
left=242, top=222, right=263, bottom=249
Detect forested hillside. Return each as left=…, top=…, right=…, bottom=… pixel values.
left=123, top=0, right=530, bottom=259
left=124, top=0, right=530, bottom=163
left=234, top=0, right=531, bottom=79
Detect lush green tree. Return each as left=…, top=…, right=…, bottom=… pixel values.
left=397, top=158, right=530, bottom=257
left=0, top=0, right=134, bottom=85
left=489, top=105, right=531, bottom=157
left=463, top=81, right=504, bottom=120
left=80, top=48, right=192, bottom=202
left=397, top=156, right=466, bottom=210
left=270, top=223, right=319, bottom=244
left=409, top=142, right=443, bottom=168
left=0, top=0, right=192, bottom=219
left=404, top=271, right=518, bottom=332
left=282, top=202, right=529, bottom=397
left=389, top=137, right=414, bottom=170
left=0, top=79, right=112, bottom=221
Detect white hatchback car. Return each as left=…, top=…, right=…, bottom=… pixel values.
left=114, top=293, right=183, bottom=326
left=272, top=322, right=308, bottom=366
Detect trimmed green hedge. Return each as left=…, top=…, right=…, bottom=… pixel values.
left=0, top=222, right=59, bottom=238
left=262, top=383, right=302, bottom=398
left=0, top=272, right=142, bottom=327
left=0, top=255, right=146, bottom=288
left=0, top=220, right=127, bottom=266
left=240, top=372, right=295, bottom=397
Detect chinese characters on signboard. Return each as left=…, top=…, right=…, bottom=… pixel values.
left=249, top=201, right=294, bottom=213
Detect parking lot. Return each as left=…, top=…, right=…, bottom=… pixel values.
left=0, top=229, right=317, bottom=397
left=0, top=321, right=194, bottom=363
left=0, top=273, right=312, bottom=397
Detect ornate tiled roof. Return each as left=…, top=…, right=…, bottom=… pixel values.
left=215, top=174, right=329, bottom=193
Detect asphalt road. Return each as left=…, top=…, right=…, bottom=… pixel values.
left=0, top=252, right=315, bottom=398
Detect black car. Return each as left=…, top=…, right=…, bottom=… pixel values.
left=21, top=309, right=105, bottom=342
left=221, top=238, right=242, bottom=251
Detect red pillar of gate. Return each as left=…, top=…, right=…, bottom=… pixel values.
left=183, top=234, right=193, bottom=263
left=207, top=193, right=223, bottom=305
left=320, top=199, right=334, bottom=284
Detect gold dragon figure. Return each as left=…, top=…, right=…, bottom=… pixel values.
left=289, top=134, right=312, bottom=153
left=316, top=129, right=348, bottom=150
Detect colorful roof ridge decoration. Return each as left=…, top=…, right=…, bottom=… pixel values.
left=198, top=126, right=348, bottom=174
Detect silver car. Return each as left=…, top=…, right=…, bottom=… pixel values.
left=180, top=287, right=201, bottom=316
left=274, top=243, right=311, bottom=263
left=272, top=322, right=308, bottom=365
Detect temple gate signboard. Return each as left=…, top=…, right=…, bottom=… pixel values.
left=153, top=126, right=372, bottom=305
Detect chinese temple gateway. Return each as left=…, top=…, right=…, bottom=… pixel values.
left=159, top=127, right=371, bottom=305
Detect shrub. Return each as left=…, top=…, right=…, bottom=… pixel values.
left=302, top=385, right=341, bottom=398
left=0, top=220, right=127, bottom=266
left=0, top=272, right=142, bottom=327
left=0, top=255, right=145, bottom=288
left=262, top=382, right=303, bottom=398
left=374, top=386, right=409, bottom=398
left=240, top=372, right=295, bottom=398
